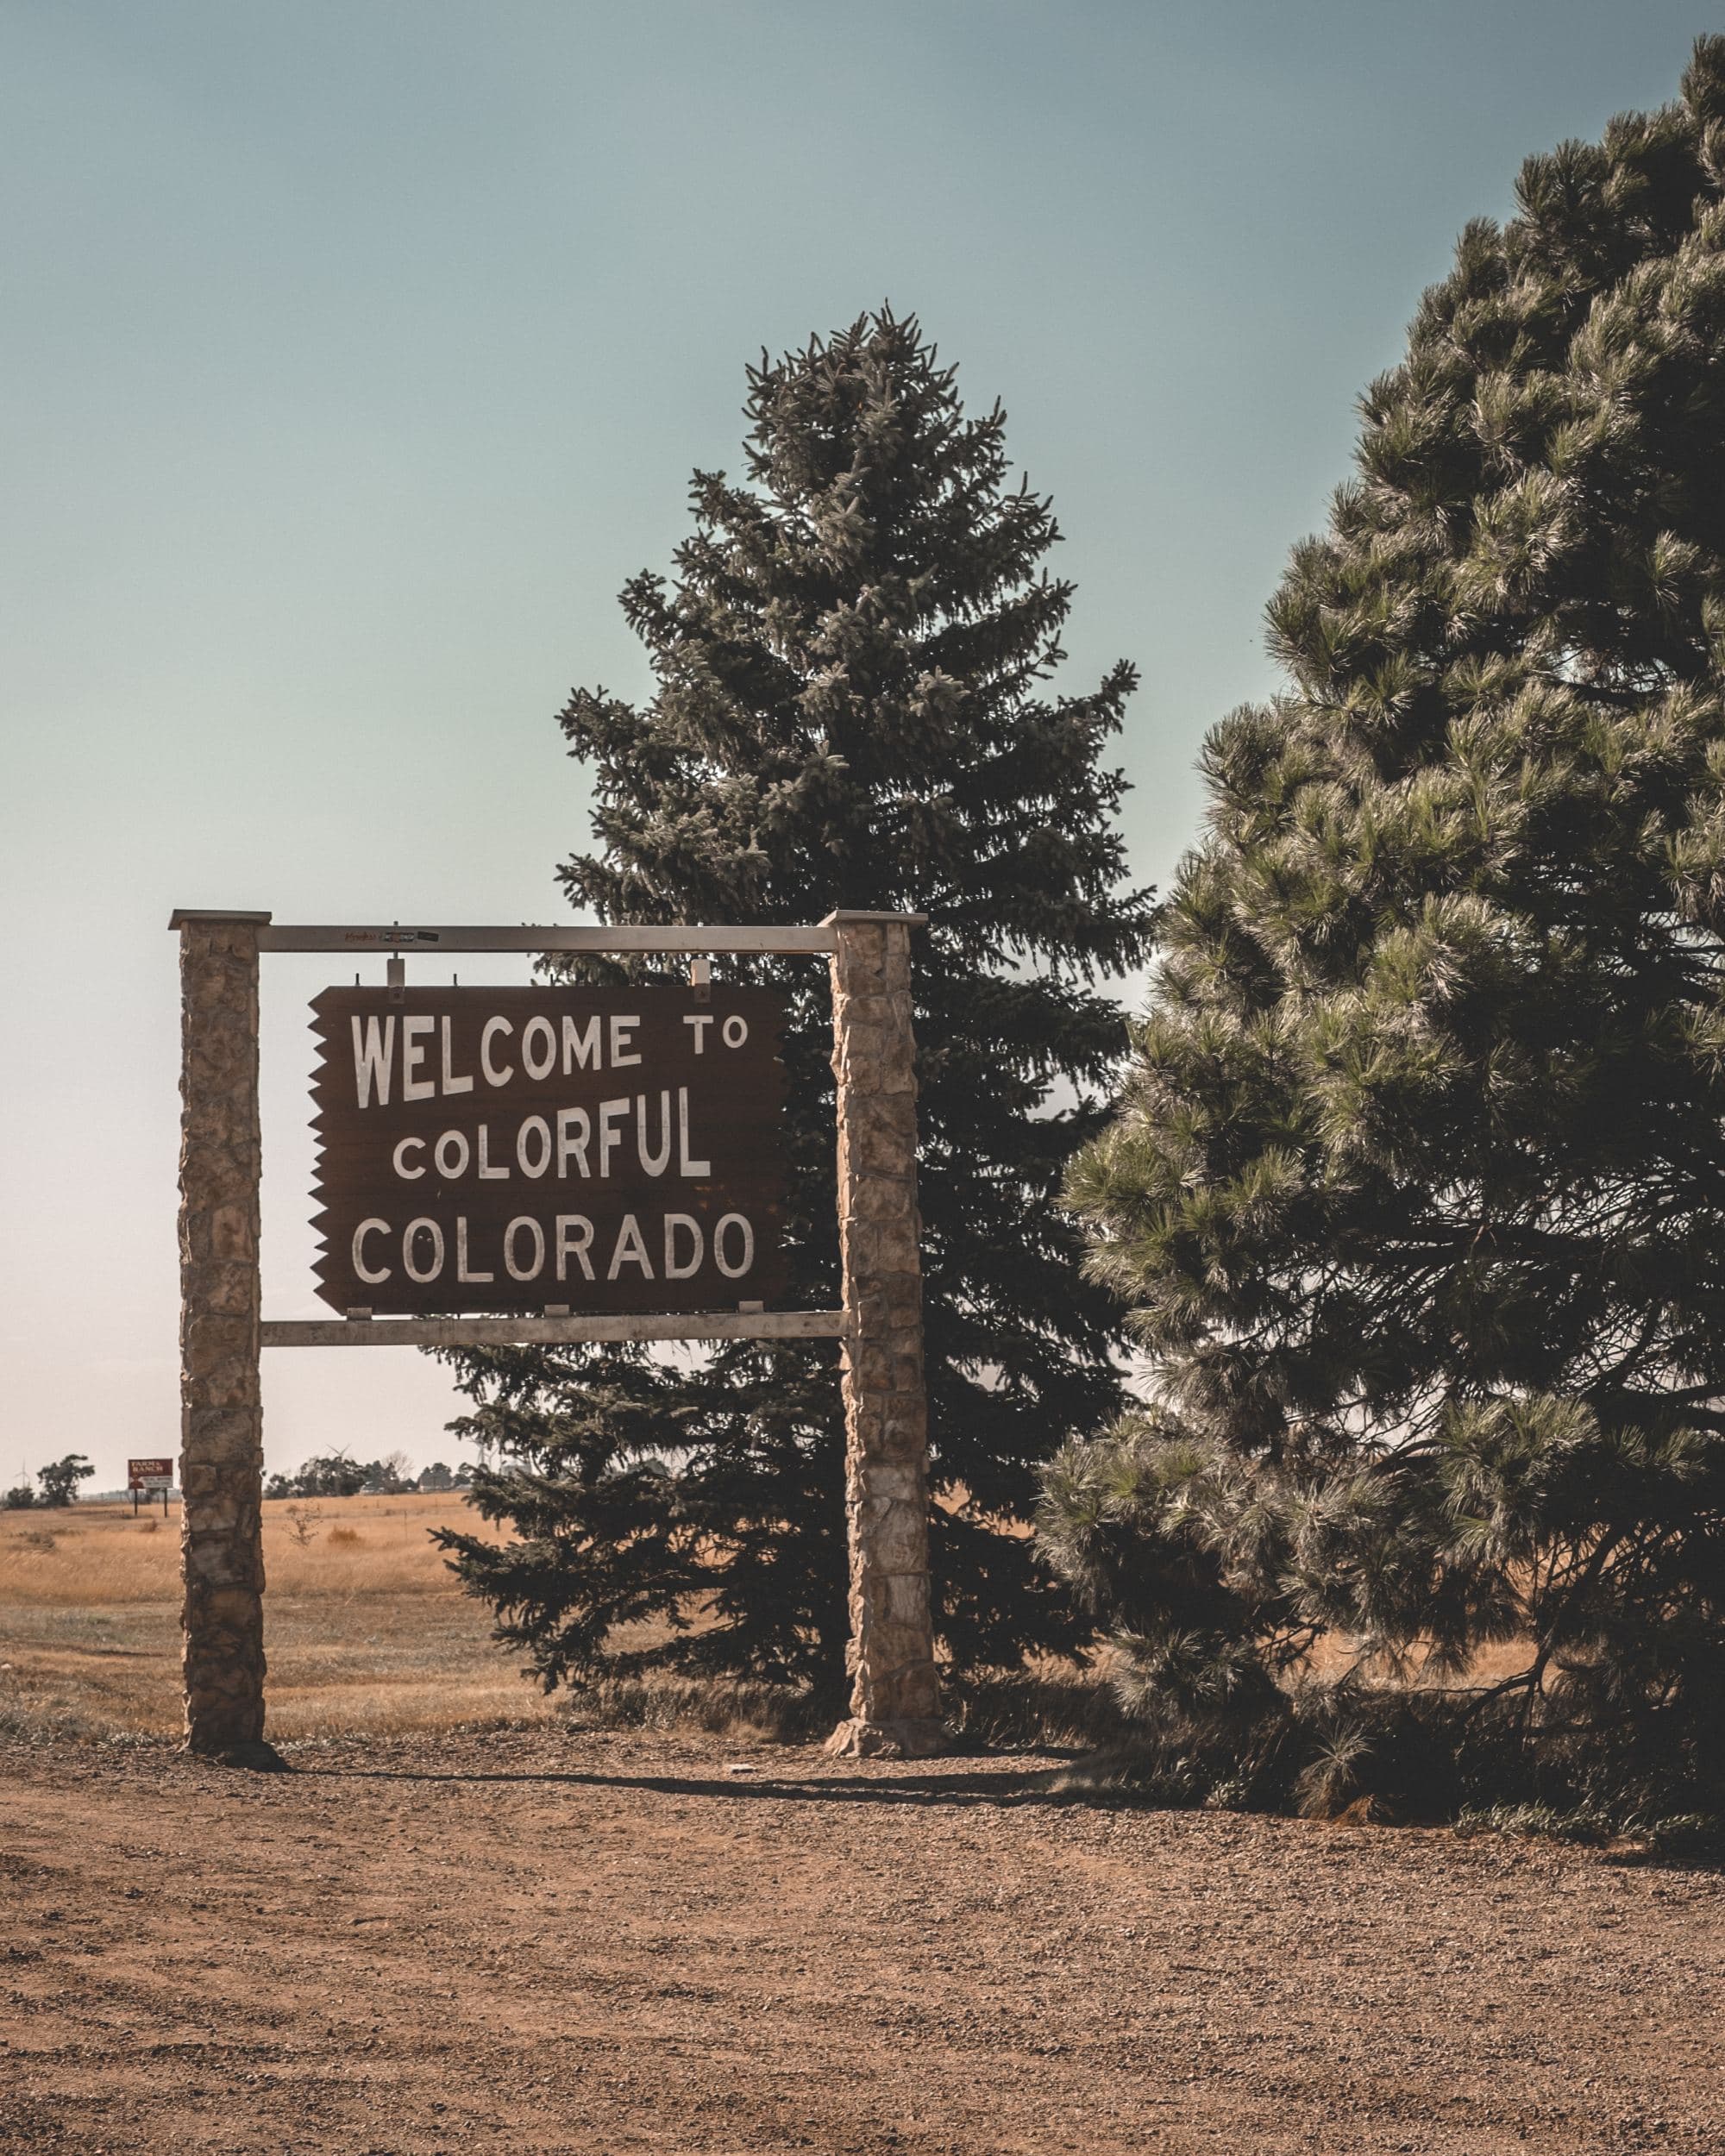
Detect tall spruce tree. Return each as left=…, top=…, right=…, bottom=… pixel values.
left=437, top=310, right=1153, bottom=1690
left=1041, top=47, right=1725, bottom=1827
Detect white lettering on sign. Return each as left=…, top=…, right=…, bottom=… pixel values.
left=598, top=1098, right=629, bottom=1177
left=637, top=1091, right=672, bottom=1176
left=353, top=1219, right=392, bottom=1282
left=346, top=1005, right=749, bottom=1109
left=517, top=1116, right=552, bottom=1177
left=504, top=1216, right=546, bottom=1281
left=403, top=1218, right=444, bottom=1282
left=608, top=1213, right=652, bottom=1278
left=338, top=1208, right=766, bottom=1294
left=713, top=1213, right=755, bottom=1277
left=679, top=1087, right=711, bottom=1177
left=557, top=1106, right=590, bottom=1177
left=555, top=1214, right=595, bottom=1282
left=480, top=1017, right=514, bottom=1087
left=402, top=1015, right=436, bottom=1101
left=521, top=1016, right=557, bottom=1082
left=371, top=1093, right=717, bottom=1181
left=441, top=1017, right=474, bottom=1095
left=352, top=1015, right=395, bottom=1107
left=562, top=1014, right=601, bottom=1070
left=664, top=1213, right=702, bottom=1278
left=363, top=1091, right=722, bottom=1181
left=455, top=1218, right=493, bottom=1284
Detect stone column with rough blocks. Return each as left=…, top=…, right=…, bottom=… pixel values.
left=172, top=907, right=273, bottom=1762
left=823, top=910, right=946, bottom=1758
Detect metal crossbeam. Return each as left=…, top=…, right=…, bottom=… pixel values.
left=260, top=1309, right=848, bottom=1348
left=253, top=923, right=838, bottom=955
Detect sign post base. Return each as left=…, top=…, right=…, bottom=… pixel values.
left=824, top=1716, right=950, bottom=1761
left=196, top=1738, right=291, bottom=1773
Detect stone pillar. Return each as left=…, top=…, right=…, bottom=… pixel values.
left=823, top=911, right=945, bottom=1758
left=172, top=908, right=272, bottom=1761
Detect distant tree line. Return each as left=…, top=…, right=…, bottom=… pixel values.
left=2, top=1451, right=471, bottom=1508
left=264, top=1451, right=473, bottom=1500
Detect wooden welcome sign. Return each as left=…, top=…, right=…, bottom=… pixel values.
left=309, top=987, right=788, bottom=1316
left=171, top=910, right=942, bottom=1767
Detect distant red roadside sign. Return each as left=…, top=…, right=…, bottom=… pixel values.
left=129, top=1458, right=173, bottom=1492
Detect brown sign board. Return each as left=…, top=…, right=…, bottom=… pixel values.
left=129, top=1458, right=174, bottom=1490
left=308, top=987, right=789, bottom=1318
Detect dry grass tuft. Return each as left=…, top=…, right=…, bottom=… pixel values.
left=944, top=1665, right=1136, bottom=1752
left=571, top=1674, right=837, bottom=1744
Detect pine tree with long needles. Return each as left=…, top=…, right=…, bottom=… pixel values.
left=1041, top=45, right=1725, bottom=1833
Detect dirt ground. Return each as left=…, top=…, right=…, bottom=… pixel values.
left=2, top=1730, right=1720, bottom=2156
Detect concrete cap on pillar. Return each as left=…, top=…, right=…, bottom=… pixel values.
left=169, top=910, right=273, bottom=929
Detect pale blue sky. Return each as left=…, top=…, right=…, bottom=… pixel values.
left=3, top=2, right=1716, bottom=1487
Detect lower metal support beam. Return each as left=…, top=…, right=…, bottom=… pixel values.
left=260, top=1310, right=847, bottom=1349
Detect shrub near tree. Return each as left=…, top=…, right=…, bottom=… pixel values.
left=436, top=310, right=1153, bottom=1693
left=1042, top=44, right=1725, bottom=1842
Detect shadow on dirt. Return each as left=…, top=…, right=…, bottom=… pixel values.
left=297, top=1761, right=1101, bottom=1808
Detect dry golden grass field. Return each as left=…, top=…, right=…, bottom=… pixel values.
left=0, top=1491, right=1533, bottom=1749
left=0, top=1491, right=561, bottom=1740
